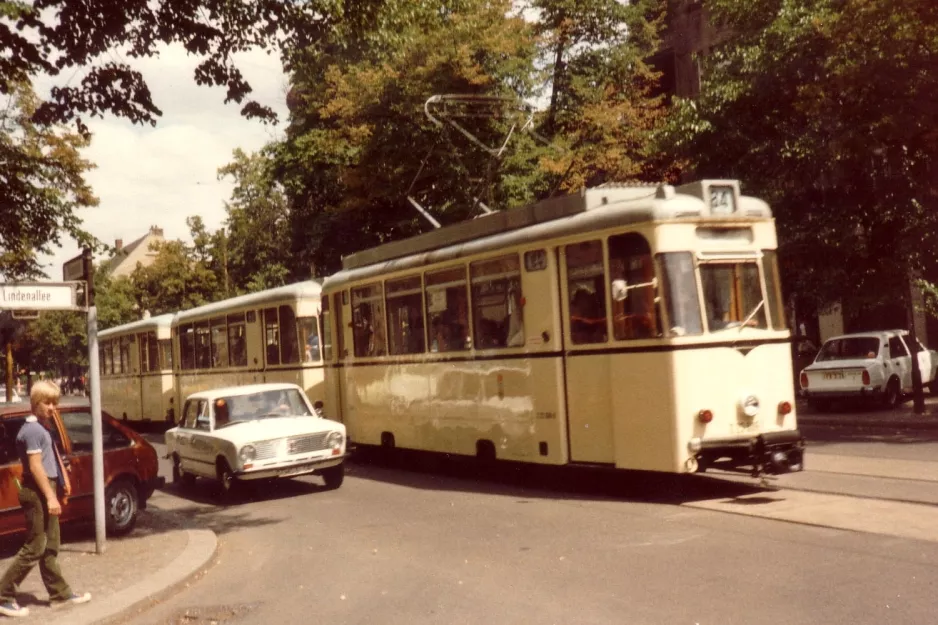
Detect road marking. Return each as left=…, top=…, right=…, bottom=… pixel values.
left=684, top=489, right=938, bottom=542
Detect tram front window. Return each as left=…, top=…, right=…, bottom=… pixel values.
left=700, top=262, right=767, bottom=331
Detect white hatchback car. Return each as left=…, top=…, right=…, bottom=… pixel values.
left=800, top=330, right=938, bottom=409
left=165, top=383, right=347, bottom=497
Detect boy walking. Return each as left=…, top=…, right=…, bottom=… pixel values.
left=0, top=381, right=91, bottom=618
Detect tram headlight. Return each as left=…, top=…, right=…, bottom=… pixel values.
left=688, top=437, right=702, bottom=453
left=239, top=444, right=256, bottom=463
left=740, top=394, right=760, bottom=418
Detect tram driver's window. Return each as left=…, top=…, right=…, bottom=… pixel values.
left=425, top=266, right=470, bottom=352
left=387, top=276, right=426, bottom=355
left=566, top=240, right=608, bottom=344
left=470, top=255, right=524, bottom=349
left=657, top=253, right=703, bottom=336
left=608, top=233, right=658, bottom=340
left=351, top=283, right=388, bottom=357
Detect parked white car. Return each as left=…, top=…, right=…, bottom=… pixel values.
left=165, top=383, right=347, bottom=497
left=799, top=330, right=938, bottom=409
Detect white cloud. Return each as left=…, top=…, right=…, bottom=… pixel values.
left=37, top=45, right=288, bottom=277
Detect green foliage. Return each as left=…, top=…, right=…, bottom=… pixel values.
left=131, top=237, right=222, bottom=316
left=0, top=81, right=98, bottom=279
left=93, top=272, right=140, bottom=330
left=12, top=311, right=88, bottom=375
left=660, top=0, right=938, bottom=315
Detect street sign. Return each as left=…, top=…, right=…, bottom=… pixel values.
left=0, top=282, right=87, bottom=311
left=63, top=252, right=85, bottom=281
left=11, top=310, right=40, bottom=320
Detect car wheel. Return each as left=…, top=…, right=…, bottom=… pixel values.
left=216, top=459, right=239, bottom=500
left=321, top=464, right=345, bottom=490
left=882, top=377, right=901, bottom=409
left=172, top=454, right=196, bottom=488
left=106, top=479, right=139, bottom=536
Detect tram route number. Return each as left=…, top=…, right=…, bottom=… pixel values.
left=536, top=411, right=556, bottom=420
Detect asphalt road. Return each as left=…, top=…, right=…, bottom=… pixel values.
left=113, top=433, right=938, bottom=625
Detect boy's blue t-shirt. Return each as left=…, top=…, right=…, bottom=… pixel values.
left=16, top=416, right=59, bottom=480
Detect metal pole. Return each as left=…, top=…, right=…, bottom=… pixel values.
left=87, top=304, right=106, bottom=553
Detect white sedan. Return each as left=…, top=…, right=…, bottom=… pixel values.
left=165, top=383, right=347, bottom=497
left=799, top=330, right=938, bottom=409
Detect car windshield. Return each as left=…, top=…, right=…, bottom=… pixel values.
left=216, top=388, right=312, bottom=424
left=816, top=337, right=881, bottom=362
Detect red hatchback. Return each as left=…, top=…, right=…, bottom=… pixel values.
left=0, top=404, right=164, bottom=538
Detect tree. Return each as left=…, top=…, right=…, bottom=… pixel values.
left=532, top=0, right=670, bottom=190
left=131, top=233, right=222, bottom=316
left=660, top=0, right=938, bottom=318
left=217, top=148, right=293, bottom=292
left=13, top=311, right=87, bottom=378
left=0, top=0, right=340, bottom=131
left=93, top=271, right=141, bottom=330
left=0, top=81, right=98, bottom=279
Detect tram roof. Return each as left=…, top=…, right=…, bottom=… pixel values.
left=173, top=281, right=322, bottom=324
left=99, top=313, right=175, bottom=339
left=329, top=180, right=771, bottom=287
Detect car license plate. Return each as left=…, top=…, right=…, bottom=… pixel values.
left=823, top=371, right=845, bottom=380
left=280, top=465, right=314, bottom=477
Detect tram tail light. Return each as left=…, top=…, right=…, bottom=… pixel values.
left=697, top=409, right=713, bottom=424
left=862, top=370, right=870, bottom=385
left=778, top=401, right=792, bottom=415
left=799, top=372, right=808, bottom=389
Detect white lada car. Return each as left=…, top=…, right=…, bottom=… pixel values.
left=165, top=383, right=347, bottom=497
left=799, top=330, right=938, bottom=410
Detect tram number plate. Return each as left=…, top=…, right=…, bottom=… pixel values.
left=823, top=371, right=845, bottom=380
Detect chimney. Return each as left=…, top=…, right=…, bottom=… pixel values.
left=150, top=226, right=164, bottom=237
left=115, top=239, right=123, bottom=251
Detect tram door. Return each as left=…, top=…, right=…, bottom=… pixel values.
left=560, top=241, right=616, bottom=464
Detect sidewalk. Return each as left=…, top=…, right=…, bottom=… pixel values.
left=796, top=395, right=938, bottom=429
left=0, top=495, right=217, bottom=625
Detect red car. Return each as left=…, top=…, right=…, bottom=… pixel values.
left=0, top=404, right=164, bottom=537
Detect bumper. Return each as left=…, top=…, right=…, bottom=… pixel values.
left=803, top=387, right=883, bottom=401
left=237, top=453, right=348, bottom=481
left=694, top=430, right=806, bottom=477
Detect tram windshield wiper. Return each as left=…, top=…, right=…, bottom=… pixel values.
left=737, top=299, right=765, bottom=332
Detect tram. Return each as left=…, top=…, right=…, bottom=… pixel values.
left=98, top=314, right=175, bottom=423
left=170, top=282, right=326, bottom=413
left=320, top=179, right=805, bottom=476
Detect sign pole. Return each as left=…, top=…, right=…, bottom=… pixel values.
left=83, top=249, right=106, bottom=553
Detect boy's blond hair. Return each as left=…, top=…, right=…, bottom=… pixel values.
left=30, top=380, right=62, bottom=407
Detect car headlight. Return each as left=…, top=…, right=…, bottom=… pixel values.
left=326, top=431, right=344, bottom=451
left=239, top=444, right=256, bottom=462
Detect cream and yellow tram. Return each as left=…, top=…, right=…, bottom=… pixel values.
left=98, top=314, right=176, bottom=424
left=170, top=282, right=326, bottom=412
left=321, top=180, right=804, bottom=476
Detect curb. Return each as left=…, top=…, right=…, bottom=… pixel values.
left=798, top=416, right=938, bottom=430
left=47, top=529, right=219, bottom=625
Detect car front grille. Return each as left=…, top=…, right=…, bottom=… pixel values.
left=253, top=439, right=281, bottom=461
left=287, top=432, right=329, bottom=455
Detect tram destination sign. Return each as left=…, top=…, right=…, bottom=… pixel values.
left=0, top=282, right=87, bottom=311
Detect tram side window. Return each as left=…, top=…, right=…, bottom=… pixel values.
left=761, top=250, right=787, bottom=330
left=227, top=313, right=247, bottom=367
left=352, top=283, right=388, bottom=357
left=159, top=339, right=173, bottom=371
left=609, top=233, right=659, bottom=340
left=264, top=308, right=281, bottom=365
left=195, top=321, right=211, bottom=368
left=566, top=241, right=608, bottom=345
left=113, top=340, right=124, bottom=374
left=138, top=333, right=149, bottom=372
left=210, top=317, right=228, bottom=368
left=279, top=305, right=300, bottom=364
left=298, top=316, right=320, bottom=363
left=179, top=324, right=195, bottom=370
left=320, top=297, right=333, bottom=361
left=470, top=255, right=524, bottom=349
left=386, top=275, right=425, bottom=355
left=425, top=266, right=470, bottom=352
left=147, top=332, right=159, bottom=372
left=657, top=253, right=703, bottom=336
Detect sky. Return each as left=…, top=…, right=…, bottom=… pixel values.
left=37, top=45, right=290, bottom=279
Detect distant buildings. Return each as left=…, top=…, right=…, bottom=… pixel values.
left=101, top=226, right=164, bottom=278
